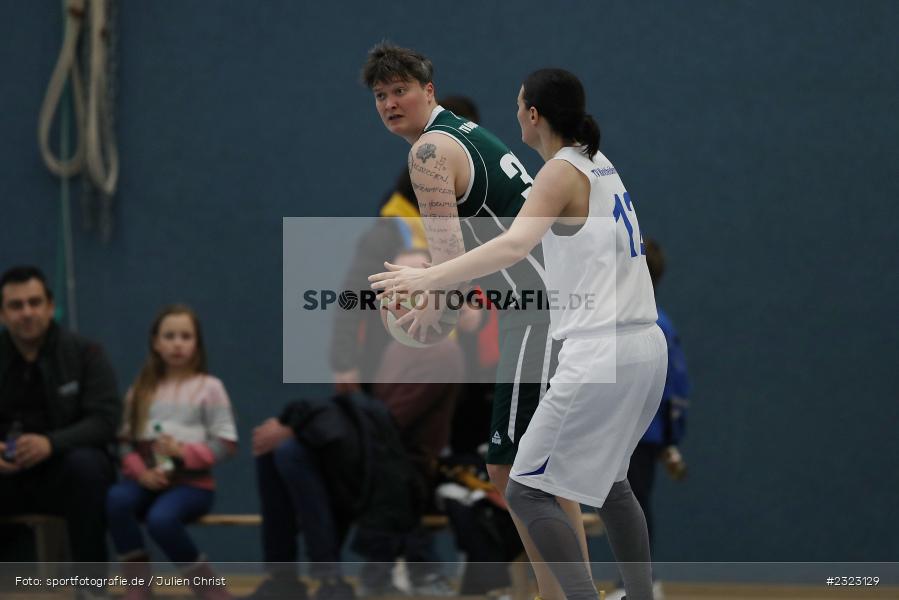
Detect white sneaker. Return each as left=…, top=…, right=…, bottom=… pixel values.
left=411, top=573, right=456, bottom=597
left=601, top=582, right=663, bottom=600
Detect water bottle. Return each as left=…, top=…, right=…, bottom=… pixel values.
left=152, top=422, right=175, bottom=473
left=3, top=421, right=23, bottom=463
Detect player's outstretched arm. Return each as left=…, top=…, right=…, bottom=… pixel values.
left=371, top=159, right=579, bottom=295
left=425, top=158, right=577, bottom=287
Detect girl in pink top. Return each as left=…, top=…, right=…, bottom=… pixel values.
left=106, top=304, right=237, bottom=600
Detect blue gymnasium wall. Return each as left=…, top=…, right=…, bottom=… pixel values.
left=1, top=0, right=897, bottom=565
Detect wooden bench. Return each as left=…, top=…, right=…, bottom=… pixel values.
left=197, top=512, right=605, bottom=600
left=0, top=512, right=472, bottom=559
left=1, top=511, right=602, bottom=551
left=196, top=512, right=488, bottom=530
left=0, top=514, right=69, bottom=577
left=196, top=514, right=262, bottom=527
left=3, top=511, right=605, bottom=598
left=196, top=511, right=603, bottom=534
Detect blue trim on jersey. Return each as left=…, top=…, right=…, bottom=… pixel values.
left=516, top=456, right=550, bottom=477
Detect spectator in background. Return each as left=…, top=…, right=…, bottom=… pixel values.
left=106, top=304, right=238, bottom=600
left=607, top=238, right=691, bottom=600
left=246, top=248, right=465, bottom=600
left=0, top=265, right=120, bottom=600
left=357, top=247, right=465, bottom=596
left=247, top=392, right=418, bottom=600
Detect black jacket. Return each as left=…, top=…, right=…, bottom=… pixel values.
left=0, top=321, right=121, bottom=454
left=278, top=392, right=421, bottom=534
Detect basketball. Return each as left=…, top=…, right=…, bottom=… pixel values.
left=380, top=294, right=459, bottom=347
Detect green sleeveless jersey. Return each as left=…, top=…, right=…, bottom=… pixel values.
left=423, top=107, right=549, bottom=328
left=424, top=108, right=535, bottom=218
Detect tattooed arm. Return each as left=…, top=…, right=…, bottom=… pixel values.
left=389, top=134, right=470, bottom=339
left=408, top=133, right=469, bottom=268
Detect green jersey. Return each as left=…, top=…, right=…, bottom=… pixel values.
left=423, top=107, right=549, bottom=328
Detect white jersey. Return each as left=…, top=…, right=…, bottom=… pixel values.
left=541, top=146, right=657, bottom=340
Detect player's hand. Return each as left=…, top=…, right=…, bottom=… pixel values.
left=14, top=434, right=52, bottom=469
left=153, top=434, right=183, bottom=459
left=252, top=418, right=294, bottom=457
left=661, top=445, right=687, bottom=481
left=369, top=262, right=436, bottom=301
left=400, top=299, right=447, bottom=343
left=138, top=467, right=170, bottom=490
left=333, top=369, right=362, bottom=394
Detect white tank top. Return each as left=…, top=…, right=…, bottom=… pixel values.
left=541, top=146, right=658, bottom=339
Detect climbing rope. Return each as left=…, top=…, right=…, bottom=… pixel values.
left=38, top=0, right=119, bottom=200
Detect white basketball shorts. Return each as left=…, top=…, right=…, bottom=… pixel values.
left=509, top=324, right=667, bottom=507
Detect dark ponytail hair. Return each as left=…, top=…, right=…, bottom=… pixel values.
left=522, top=68, right=601, bottom=158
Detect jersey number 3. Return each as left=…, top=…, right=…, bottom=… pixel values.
left=500, top=153, right=533, bottom=200
left=613, top=192, right=645, bottom=258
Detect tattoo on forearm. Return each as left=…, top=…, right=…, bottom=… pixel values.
left=419, top=213, right=465, bottom=259
left=427, top=234, right=464, bottom=258
left=415, top=143, right=437, bottom=163
left=408, top=144, right=466, bottom=260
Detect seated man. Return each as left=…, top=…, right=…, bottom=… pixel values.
left=246, top=249, right=464, bottom=600
left=248, top=391, right=420, bottom=600
left=0, top=266, right=121, bottom=600
left=356, top=248, right=465, bottom=596
left=247, top=397, right=360, bottom=600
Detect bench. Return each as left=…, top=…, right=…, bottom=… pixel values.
left=0, top=514, right=69, bottom=577
left=2, top=510, right=604, bottom=554
left=3, top=511, right=605, bottom=598
left=196, top=512, right=605, bottom=600
left=196, top=511, right=603, bottom=534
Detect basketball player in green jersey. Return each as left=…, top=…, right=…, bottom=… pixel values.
left=362, top=43, right=589, bottom=600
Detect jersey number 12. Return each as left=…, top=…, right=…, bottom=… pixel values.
left=613, top=192, right=645, bottom=258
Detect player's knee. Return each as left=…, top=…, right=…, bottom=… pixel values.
left=504, top=478, right=525, bottom=513
left=505, top=479, right=552, bottom=517
left=605, top=479, right=633, bottom=503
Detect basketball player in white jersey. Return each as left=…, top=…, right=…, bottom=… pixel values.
left=371, top=69, right=667, bottom=600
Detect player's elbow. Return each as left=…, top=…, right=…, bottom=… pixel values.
left=504, top=235, right=534, bottom=264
